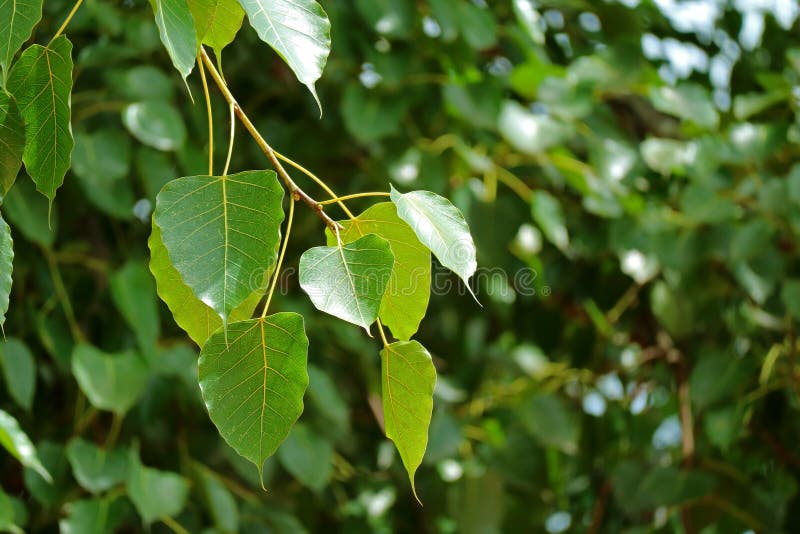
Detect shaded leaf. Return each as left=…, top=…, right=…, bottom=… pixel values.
left=0, top=0, right=43, bottom=78
left=196, top=467, right=239, bottom=533
left=380, top=340, right=436, bottom=498
left=0, top=92, right=24, bottom=195
left=148, top=223, right=262, bottom=347
left=110, top=261, right=160, bottom=354
left=23, top=441, right=69, bottom=505
left=498, top=100, right=572, bottom=155
left=0, top=409, right=50, bottom=481
left=150, top=0, right=197, bottom=82
left=59, top=496, right=128, bottom=534
left=66, top=438, right=129, bottom=494
left=0, top=338, right=34, bottom=411
left=6, top=36, right=73, bottom=206
left=390, top=185, right=477, bottom=290
left=0, top=486, right=21, bottom=534
left=277, top=422, right=333, bottom=491
left=299, top=233, right=394, bottom=332
left=71, top=130, right=134, bottom=219
left=198, top=314, right=308, bottom=474
left=2, top=179, right=55, bottom=246
left=122, top=101, right=186, bottom=151
left=71, top=345, right=148, bottom=415
left=126, top=451, right=189, bottom=525
left=530, top=191, right=569, bottom=251
left=650, top=83, right=719, bottom=130
left=0, top=215, right=11, bottom=329
left=236, top=0, right=330, bottom=107
left=326, top=202, right=430, bottom=340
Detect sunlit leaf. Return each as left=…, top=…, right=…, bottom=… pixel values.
left=0, top=409, right=50, bottom=481
left=326, top=202, right=430, bottom=340
left=530, top=191, right=569, bottom=251
left=390, top=185, right=477, bottom=290
left=498, top=100, right=572, bottom=155
left=71, top=345, right=148, bottom=415
left=6, top=36, right=74, bottom=206
left=149, top=0, right=197, bottom=82
left=154, top=170, right=284, bottom=326
left=380, top=340, right=436, bottom=499
left=198, top=314, right=308, bottom=475
left=189, top=0, right=244, bottom=58
left=236, top=0, right=330, bottom=108
left=299, top=233, right=394, bottom=332
left=0, top=0, right=43, bottom=78
left=0, top=338, right=34, bottom=411
left=0, top=92, right=24, bottom=195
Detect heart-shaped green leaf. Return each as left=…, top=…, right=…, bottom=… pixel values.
left=66, top=438, right=129, bottom=494
left=71, top=345, right=148, bottom=415
left=150, top=0, right=197, bottom=83
left=198, top=313, right=308, bottom=475
left=299, top=233, right=394, bottom=332
left=126, top=451, right=189, bottom=526
left=154, top=170, right=284, bottom=326
left=236, top=0, right=330, bottom=108
left=390, top=185, right=477, bottom=290
left=7, top=36, right=74, bottom=207
left=0, top=92, right=24, bottom=195
left=148, top=223, right=263, bottom=347
left=110, top=261, right=160, bottom=354
left=380, top=340, right=436, bottom=500
left=0, top=338, right=34, bottom=411
left=326, top=202, right=430, bottom=340
left=0, top=0, right=42, bottom=78
left=0, top=409, right=50, bottom=481
left=189, top=0, right=244, bottom=58
left=277, top=422, right=333, bottom=491
left=0, top=214, right=12, bottom=329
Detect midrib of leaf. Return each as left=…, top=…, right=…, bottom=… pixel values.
left=258, top=318, right=267, bottom=468
left=338, top=243, right=367, bottom=328
left=222, top=175, right=229, bottom=320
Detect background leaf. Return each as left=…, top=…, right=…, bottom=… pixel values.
left=6, top=36, right=73, bottom=206
left=66, top=438, right=129, bottom=494
left=155, top=170, right=284, bottom=325
left=326, top=202, right=431, bottom=340
left=126, top=450, right=189, bottom=525
left=110, top=261, right=160, bottom=356
left=299, top=233, right=394, bottom=332
left=198, top=314, right=309, bottom=474
left=71, top=345, right=148, bottom=415
left=277, top=422, right=333, bottom=491
left=236, top=0, right=330, bottom=107
left=380, top=340, right=436, bottom=498
left=122, top=101, right=186, bottom=151
left=0, top=338, right=34, bottom=411
left=0, top=214, right=11, bottom=329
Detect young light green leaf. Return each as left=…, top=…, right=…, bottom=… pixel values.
left=71, top=345, right=148, bottom=415
left=277, top=422, right=333, bottom=491
left=390, top=185, right=477, bottom=291
left=0, top=214, right=11, bottom=329
left=198, top=314, right=309, bottom=476
left=188, top=0, right=244, bottom=58
left=326, top=202, right=430, bottom=340
left=110, top=261, right=160, bottom=355
left=0, top=92, right=24, bottom=195
left=380, top=340, right=436, bottom=500
left=299, top=233, right=394, bottom=332
left=150, top=0, right=197, bottom=83
left=148, top=224, right=262, bottom=347
left=155, top=170, right=284, bottom=326
left=6, top=36, right=73, bottom=206
left=530, top=191, right=569, bottom=251
left=0, top=0, right=43, bottom=79
left=66, top=438, right=129, bottom=494
left=0, top=409, right=50, bottom=481
left=236, top=0, right=331, bottom=109
left=0, top=338, right=35, bottom=411
left=126, top=451, right=189, bottom=526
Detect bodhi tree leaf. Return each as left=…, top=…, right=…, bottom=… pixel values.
left=123, top=101, right=186, bottom=151
left=0, top=92, right=24, bottom=195
left=390, top=185, right=477, bottom=291
left=6, top=36, right=74, bottom=207
left=155, top=170, right=284, bottom=326
left=196, top=467, right=239, bottom=533
left=198, top=313, right=309, bottom=476
left=2, top=178, right=55, bottom=246
left=23, top=441, right=70, bottom=506
left=148, top=224, right=262, bottom=347
left=236, top=0, right=331, bottom=108
left=530, top=191, right=569, bottom=251
left=0, top=338, right=35, bottom=411
left=0, top=215, right=11, bottom=329
left=277, top=422, right=333, bottom=491
left=71, top=345, right=148, bottom=415
left=326, top=202, right=430, bottom=340
left=71, top=130, right=134, bottom=219
left=188, top=0, right=244, bottom=58
left=0, top=486, right=21, bottom=534
left=110, top=261, right=160, bottom=354
left=149, top=0, right=197, bottom=83
left=59, top=496, right=127, bottom=534
left=380, top=340, right=436, bottom=499
left=66, top=438, right=129, bottom=494
left=0, top=409, right=50, bottom=481
left=127, top=451, right=189, bottom=525
left=299, top=233, right=394, bottom=332
left=0, top=0, right=43, bottom=79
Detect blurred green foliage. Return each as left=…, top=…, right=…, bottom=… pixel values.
left=1, top=0, right=800, bottom=532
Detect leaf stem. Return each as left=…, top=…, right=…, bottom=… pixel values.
left=105, top=412, right=123, bottom=448
left=376, top=319, right=390, bottom=348
left=273, top=151, right=354, bottom=218
left=199, top=48, right=341, bottom=231
left=197, top=52, right=214, bottom=175
left=319, top=192, right=391, bottom=205
left=161, top=515, right=190, bottom=534
left=223, top=102, right=235, bottom=176
left=261, top=198, right=295, bottom=319
left=49, top=0, right=85, bottom=44
left=43, top=247, right=84, bottom=342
